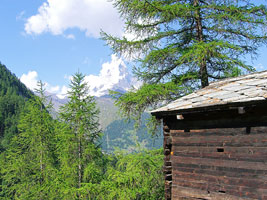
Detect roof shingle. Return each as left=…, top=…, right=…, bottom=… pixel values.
left=151, top=70, right=267, bottom=115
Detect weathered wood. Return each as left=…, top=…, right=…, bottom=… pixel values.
left=174, top=163, right=267, bottom=178
left=163, top=104, right=267, bottom=130
left=173, top=171, right=267, bottom=189
left=172, top=177, right=267, bottom=199
left=172, top=186, right=257, bottom=200
left=168, top=115, right=267, bottom=130
left=154, top=101, right=267, bottom=118
left=172, top=156, right=267, bottom=171
left=163, top=123, right=172, bottom=199
left=172, top=146, right=267, bottom=154
left=171, top=131, right=267, bottom=199
left=172, top=134, right=267, bottom=147
left=172, top=146, right=267, bottom=162
left=160, top=102, right=267, bottom=199
left=170, top=127, right=267, bottom=137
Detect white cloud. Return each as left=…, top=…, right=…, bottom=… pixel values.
left=56, top=85, right=69, bottom=99
left=20, top=71, right=39, bottom=91
left=84, top=54, right=140, bottom=97
left=20, top=71, right=68, bottom=99
left=20, top=55, right=140, bottom=99
left=24, top=0, right=124, bottom=38
left=64, top=34, right=75, bottom=40
left=45, top=84, right=60, bottom=93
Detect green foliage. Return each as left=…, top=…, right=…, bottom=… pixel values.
left=0, top=63, right=33, bottom=151
left=57, top=72, right=105, bottom=199
left=110, top=82, right=190, bottom=121
left=60, top=72, right=102, bottom=144
left=0, top=68, right=165, bottom=200
left=101, top=113, right=163, bottom=152
left=0, top=63, right=32, bottom=98
left=98, top=149, right=164, bottom=200
left=0, top=63, right=34, bottom=199
left=102, top=0, right=267, bottom=120
left=1, top=82, right=58, bottom=199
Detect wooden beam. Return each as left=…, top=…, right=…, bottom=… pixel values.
left=168, top=115, right=267, bottom=130
left=172, top=185, right=257, bottom=200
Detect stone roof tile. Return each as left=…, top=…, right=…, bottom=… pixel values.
left=151, top=70, right=267, bottom=114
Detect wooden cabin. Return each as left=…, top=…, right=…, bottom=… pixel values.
left=151, top=71, right=267, bottom=200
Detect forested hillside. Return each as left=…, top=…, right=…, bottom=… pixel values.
left=0, top=67, right=164, bottom=199
left=0, top=63, right=33, bottom=151
left=47, top=94, right=163, bottom=153
left=101, top=113, right=163, bottom=152
left=2, top=0, right=266, bottom=198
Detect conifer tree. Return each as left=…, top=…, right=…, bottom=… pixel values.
left=98, top=149, right=164, bottom=200
left=102, top=0, right=267, bottom=120
left=58, top=72, right=103, bottom=199
left=0, top=81, right=57, bottom=199
left=0, top=62, right=33, bottom=152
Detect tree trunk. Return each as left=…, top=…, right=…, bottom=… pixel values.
left=194, top=0, right=209, bottom=88
left=78, top=133, right=81, bottom=199
left=40, top=108, right=44, bottom=200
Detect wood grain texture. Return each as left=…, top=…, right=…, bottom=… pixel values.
left=163, top=123, right=172, bottom=200
left=160, top=103, right=267, bottom=199
left=169, top=127, right=267, bottom=199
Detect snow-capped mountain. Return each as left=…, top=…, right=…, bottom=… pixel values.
left=43, top=55, right=140, bottom=125
left=20, top=54, right=141, bottom=100
left=84, top=54, right=140, bottom=97
left=45, top=92, right=119, bottom=130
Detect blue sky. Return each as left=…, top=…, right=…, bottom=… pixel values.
left=1, top=0, right=267, bottom=97
left=0, top=0, right=134, bottom=97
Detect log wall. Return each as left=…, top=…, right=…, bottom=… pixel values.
left=163, top=124, right=172, bottom=200
left=170, top=127, right=267, bottom=200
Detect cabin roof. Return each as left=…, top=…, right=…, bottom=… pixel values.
left=151, top=70, right=267, bottom=116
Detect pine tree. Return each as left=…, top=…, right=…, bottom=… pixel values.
left=58, top=72, right=103, bottom=199
left=0, top=81, right=57, bottom=199
left=101, top=0, right=267, bottom=120
left=0, top=62, right=33, bottom=152
left=98, top=149, right=164, bottom=200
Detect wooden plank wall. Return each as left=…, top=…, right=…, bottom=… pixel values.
left=164, top=124, right=172, bottom=200
left=170, top=127, right=267, bottom=200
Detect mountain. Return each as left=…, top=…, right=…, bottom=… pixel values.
left=0, top=63, right=33, bottom=151
left=35, top=56, right=161, bottom=152
left=101, top=113, right=163, bottom=153
left=84, top=54, right=141, bottom=97
left=95, top=96, right=121, bottom=130
left=46, top=55, right=140, bottom=129
left=47, top=93, right=162, bottom=152
left=0, top=62, right=161, bottom=154
left=45, top=92, right=119, bottom=129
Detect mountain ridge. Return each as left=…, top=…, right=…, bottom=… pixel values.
left=46, top=92, right=162, bottom=152
left=0, top=63, right=34, bottom=151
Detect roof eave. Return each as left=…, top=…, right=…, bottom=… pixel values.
left=151, top=99, right=267, bottom=118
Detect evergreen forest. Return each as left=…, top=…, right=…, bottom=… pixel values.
left=2, top=0, right=267, bottom=199
left=0, top=63, right=164, bottom=199
left=0, top=63, right=33, bottom=152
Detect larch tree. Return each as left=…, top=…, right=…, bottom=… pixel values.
left=0, top=81, right=58, bottom=199
left=58, top=72, right=104, bottom=199
left=98, top=149, right=164, bottom=200
left=101, top=0, right=267, bottom=120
